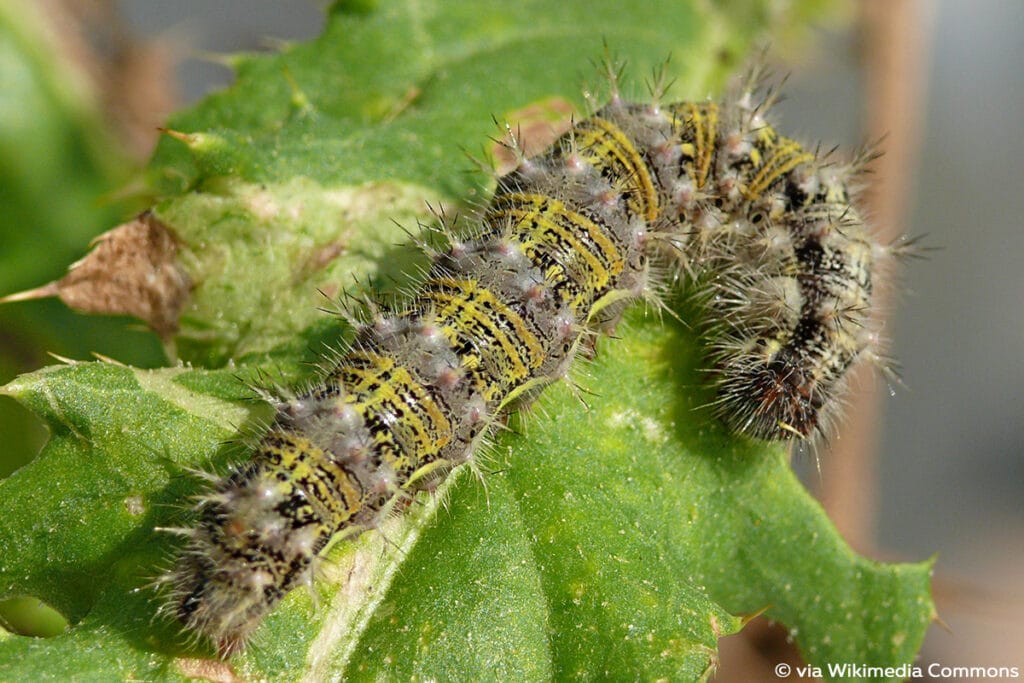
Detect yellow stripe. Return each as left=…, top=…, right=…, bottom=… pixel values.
left=680, top=102, right=718, bottom=188
left=344, top=353, right=452, bottom=442
left=424, top=278, right=544, bottom=383
left=341, top=358, right=449, bottom=457
left=575, top=117, right=659, bottom=222
left=492, top=192, right=623, bottom=298
left=261, top=430, right=363, bottom=527
left=745, top=135, right=813, bottom=199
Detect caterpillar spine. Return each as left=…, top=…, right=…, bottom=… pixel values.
left=162, top=66, right=893, bottom=654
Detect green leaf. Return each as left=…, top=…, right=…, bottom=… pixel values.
left=0, top=315, right=933, bottom=681
left=0, top=1, right=934, bottom=681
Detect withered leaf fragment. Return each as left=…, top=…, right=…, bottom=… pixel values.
left=1, top=212, right=191, bottom=339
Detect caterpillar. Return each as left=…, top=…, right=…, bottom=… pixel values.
left=161, top=64, right=893, bottom=656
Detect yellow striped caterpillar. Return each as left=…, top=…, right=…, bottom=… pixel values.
left=161, top=65, right=895, bottom=655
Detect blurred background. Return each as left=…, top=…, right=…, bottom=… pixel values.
left=0, top=0, right=1020, bottom=678
left=743, top=1, right=1024, bottom=677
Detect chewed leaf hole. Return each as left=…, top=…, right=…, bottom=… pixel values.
left=0, top=597, right=68, bottom=638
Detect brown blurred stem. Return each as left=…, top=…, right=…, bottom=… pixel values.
left=819, top=0, right=933, bottom=553
left=37, top=0, right=180, bottom=160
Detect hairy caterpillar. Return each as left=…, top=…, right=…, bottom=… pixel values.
left=161, top=64, right=895, bottom=655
